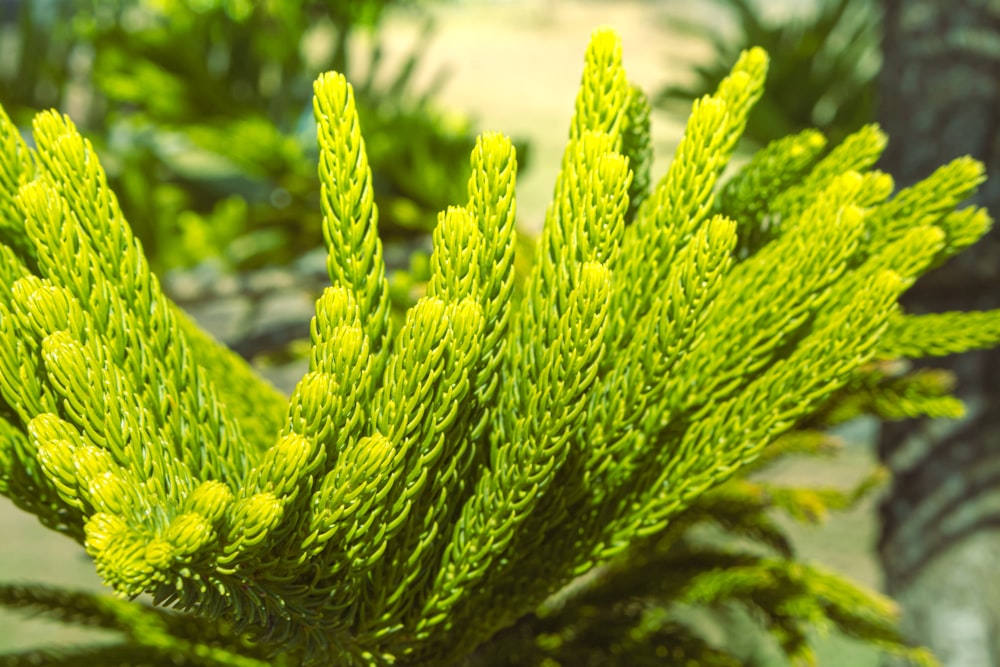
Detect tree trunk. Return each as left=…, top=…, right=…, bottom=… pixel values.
left=877, top=0, right=1000, bottom=665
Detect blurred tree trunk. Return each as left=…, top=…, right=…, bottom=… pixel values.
left=876, top=0, right=1000, bottom=665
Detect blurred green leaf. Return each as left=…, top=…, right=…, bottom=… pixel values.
left=659, top=0, right=880, bottom=148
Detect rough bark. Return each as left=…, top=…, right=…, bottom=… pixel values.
left=877, top=0, right=1000, bottom=665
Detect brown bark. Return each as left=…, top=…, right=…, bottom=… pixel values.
left=877, top=0, right=1000, bottom=664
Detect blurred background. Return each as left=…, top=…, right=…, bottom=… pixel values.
left=1, top=0, right=998, bottom=665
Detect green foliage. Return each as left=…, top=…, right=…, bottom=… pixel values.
left=414, top=428, right=934, bottom=667
left=0, top=583, right=276, bottom=667
left=0, top=0, right=479, bottom=271
left=0, top=27, right=996, bottom=666
left=659, top=0, right=880, bottom=147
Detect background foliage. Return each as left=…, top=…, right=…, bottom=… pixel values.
left=658, top=0, right=880, bottom=148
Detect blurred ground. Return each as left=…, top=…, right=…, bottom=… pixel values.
left=0, top=1, right=883, bottom=663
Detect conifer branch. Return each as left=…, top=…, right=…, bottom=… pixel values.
left=0, top=27, right=988, bottom=666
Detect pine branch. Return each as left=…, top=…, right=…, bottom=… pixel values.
left=0, top=26, right=987, bottom=666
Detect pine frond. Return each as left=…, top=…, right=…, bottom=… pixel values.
left=0, top=584, right=277, bottom=667
left=313, top=71, right=393, bottom=374
left=0, top=643, right=267, bottom=667
left=717, top=128, right=827, bottom=255
left=0, top=104, right=34, bottom=261
left=681, top=558, right=937, bottom=667
left=620, top=83, right=652, bottom=223
left=879, top=309, right=1000, bottom=359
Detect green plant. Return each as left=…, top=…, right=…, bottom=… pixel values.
left=0, top=27, right=997, bottom=666
left=659, top=0, right=880, bottom=148
left=1, top=0, right=479, bottom=271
